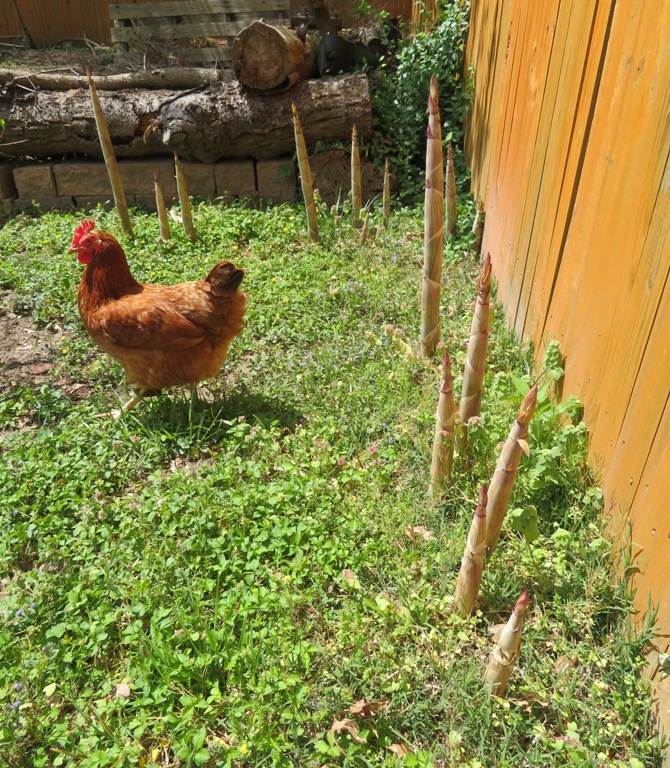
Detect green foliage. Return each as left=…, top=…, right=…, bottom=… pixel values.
left=369, top=1, right=472, bottom=203
left=0, top=203, right=664, bottom=767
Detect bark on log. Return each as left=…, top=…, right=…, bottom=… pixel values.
left=232, top=21, right=317, bottom=90
left=0, top=75, right=371, bottom=163
left=0, top=68, right=223, bottom=91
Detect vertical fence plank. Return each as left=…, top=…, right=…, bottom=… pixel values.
left=479, top=0, right=532, bottom=297
left=523, top=0, right=613, bottom=352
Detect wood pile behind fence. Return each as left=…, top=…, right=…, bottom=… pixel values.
left=0, top=0, right=413, bottom=49
left=465, top=0, right=670, bottom=730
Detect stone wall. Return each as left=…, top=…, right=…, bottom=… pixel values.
left=0, top=156, right=296, bottom=215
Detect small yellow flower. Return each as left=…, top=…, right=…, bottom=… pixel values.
left=240, top=743, right=249, bottom=755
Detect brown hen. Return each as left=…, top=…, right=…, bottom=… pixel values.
left=69, top=220, right=247, bottom=418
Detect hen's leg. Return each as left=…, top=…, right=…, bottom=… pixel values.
left=93, top=391, right=143, bottom=420
left=111, top=392, right=143, bottom=420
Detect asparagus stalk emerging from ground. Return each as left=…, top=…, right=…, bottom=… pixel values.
left=154, top=173, right=170, bottom=242
left=453, top=485, right=488, bottom=616
left=459, top=253, right=493, bottom=445
left=351, top=124, right=362, bottom=228
left=421, top=75, right=444, bottom=357
left=174, top=154, right=196, bottom=242
left=292, top=102, right=318, bottom=243
left=87, top=70, right=131, bottom=235
left=445, top=143, right=457, bottom=238
left=383, top=158, right=390, bottom=226
left=359, top=208, right=370, bottom=245
left=484, top=590, right=530, bottom=696
left=428, top=350, right=456, bottom=494
left=485, top=385, right=538, bottom=558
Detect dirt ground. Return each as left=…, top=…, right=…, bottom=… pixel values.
left=0, top=291, right=64, bottom=383
left=0, top=290, right=92, bottom=405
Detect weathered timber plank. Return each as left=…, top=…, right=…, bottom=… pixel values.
left=108, top=0, right=288, bottom=20
left=111, top=20, right=287, bottom=43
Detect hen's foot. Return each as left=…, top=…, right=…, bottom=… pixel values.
left=93, top=392, right=143, bottom=419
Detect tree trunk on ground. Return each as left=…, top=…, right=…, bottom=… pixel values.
left=0, top=68, right=223, bottom=91
left=232, top=21, right=317, bottom=90
left=0, top=75, right=371, bottom=162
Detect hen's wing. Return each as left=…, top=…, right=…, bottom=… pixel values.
left=89, top=284, right=214, bottom=351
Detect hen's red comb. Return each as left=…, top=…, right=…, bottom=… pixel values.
left=71, top=219, right=96, bottom=246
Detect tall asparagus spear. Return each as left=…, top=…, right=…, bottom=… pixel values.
left=292, top=102, right=318, bottom=243
left=174, top=153, right=196, bottom=242
left=453, top=485, right=488, bottom=617
left=351, top=124, right=362, bottom=228
left=420, top=74, right=444, bottom=358
left=428, top=350, right=456, bottom=494
left=87, top=70, right=131, bottom=235
left=154, top=173, right=170, bottom=243
left=459, top=253, right=493, bottom=443
left=484, top=590, right=530, bottom=696
left=485, top=385, right=538, bottom=558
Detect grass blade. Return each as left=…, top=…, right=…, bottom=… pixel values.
left=445, top=143, right=457, bottom=238
left=383, top=158, right=390, bottom=226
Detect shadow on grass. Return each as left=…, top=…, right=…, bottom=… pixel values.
left=133, top=382, right=305, bottom=437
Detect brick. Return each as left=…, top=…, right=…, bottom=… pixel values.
left=256, top=158, right=296, bottom=203
left=118, top=157, right=177, bottom=195
left=180, top=162, right=216, bottom=196
left=2, top=198, right=14, bottom=216
left=13, top=164, right=57, bottom=199
left=53, top=161, right=111, bottom=196
left=215, top=160, right=256, bottom=197
left=14, top=197, right=74, bottom=212
left=0, top=162, right=16, bottom=199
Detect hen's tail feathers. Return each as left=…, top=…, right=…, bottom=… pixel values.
left=206, top=261, right=245, bottom=293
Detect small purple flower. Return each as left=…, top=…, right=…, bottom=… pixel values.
left=12, top=510, right=19, bottom=517
left=9, top=701, right=20, bottom=710
left=13, top=683, right=22, bottom=692
left=15, top=609, right=23, bottom=618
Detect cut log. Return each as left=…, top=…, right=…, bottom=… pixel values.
left=0, top=68, right=223, bottom=91
left=0, top=75, right=372, bottom=163
left=232, top=21, right=317, bottom=90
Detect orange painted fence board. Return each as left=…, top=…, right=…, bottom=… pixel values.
left=466, top=0, right=670, bottom=731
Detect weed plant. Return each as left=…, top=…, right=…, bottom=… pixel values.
left=0, top=201, right=664, bottom=767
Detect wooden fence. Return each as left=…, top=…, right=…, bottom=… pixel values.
left=465, top=0, right=670, bottom=731
left=0, top=0, right=413, bottom=47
